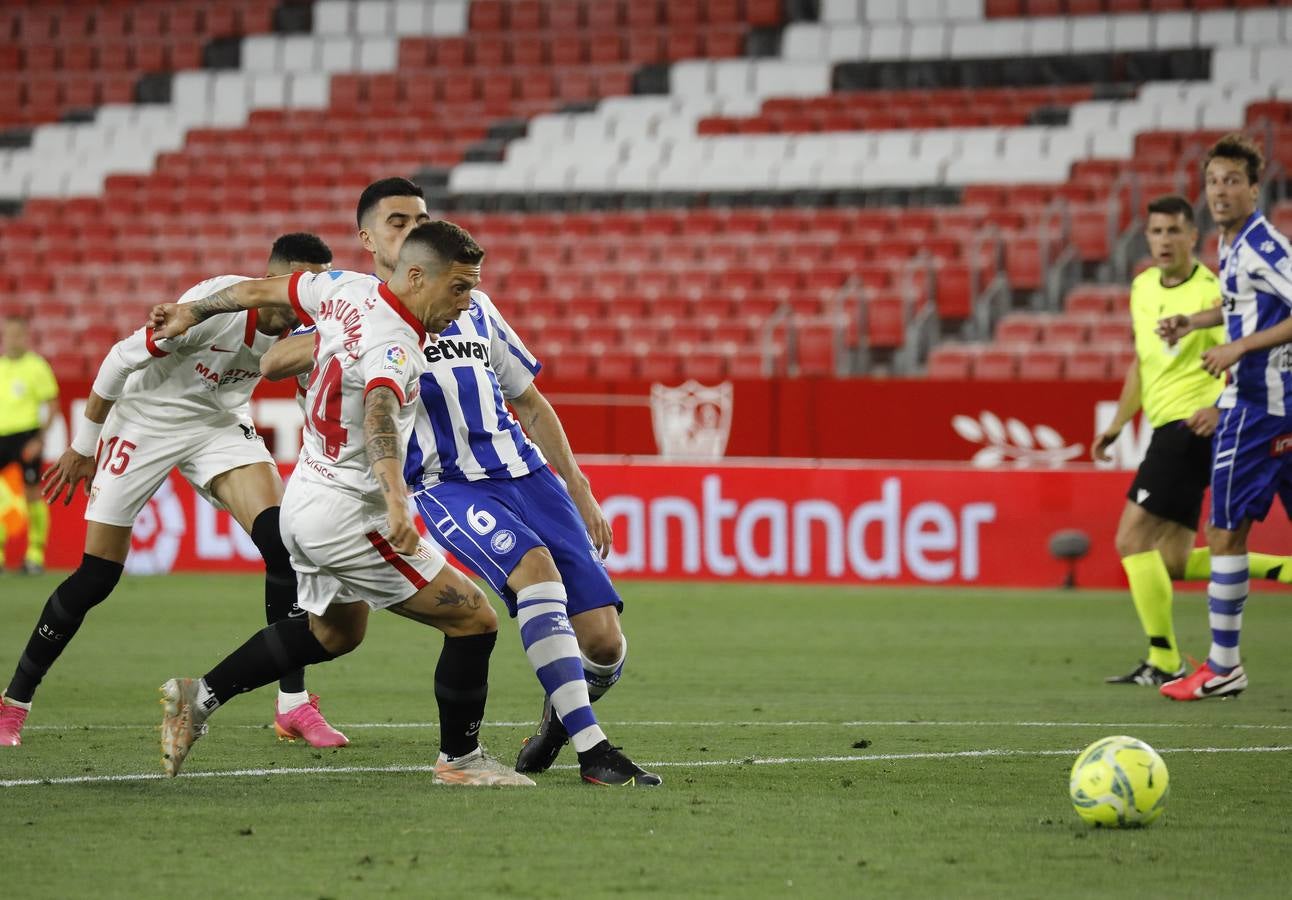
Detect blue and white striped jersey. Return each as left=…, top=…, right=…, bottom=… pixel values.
left=405, top=290, right=546, bottom=488
left=1218, top=211, right=1292, bottom=416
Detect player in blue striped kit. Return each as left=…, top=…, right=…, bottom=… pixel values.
left=1156, top=135, right=1292, bottom=701
left=264, top=179, right=658, bottom=785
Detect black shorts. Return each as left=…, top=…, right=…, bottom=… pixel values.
left=1127, top=420, right=1212, bottom=529
left=0, top=429, right=41, bottom=487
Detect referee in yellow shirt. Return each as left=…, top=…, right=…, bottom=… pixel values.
left=0, top=317, right=59, bottom=574
left=1093, top=195, right=1291, bottom=685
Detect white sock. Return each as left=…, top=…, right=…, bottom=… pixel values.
left=437, top=746, right=481, bottom=764
left=195, top=678, right=220, bottom=718
left=2, top=694, right=32, bottom=711
left=516, top=582, right=606, bottom=754
left=277, top=690, right=310, bottom=714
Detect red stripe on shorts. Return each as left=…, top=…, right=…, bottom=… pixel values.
left=365, top=531, right=429, bottom=589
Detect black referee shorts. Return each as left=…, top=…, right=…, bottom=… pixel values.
left=0, top=429, right=41, bottom=487
left=1127, top=420, right=1212, bottom=530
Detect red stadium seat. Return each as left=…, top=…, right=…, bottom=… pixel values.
left=1043, top=317, right=1092, bottom=348
left=866, top=295, right=906, bottom=349
left=1090, top=319, right=1134, bottom=348
left=995, top=314, right=1043, bottom=345
left=974, top=349, right=1018, bottom=380
left=926, top=345, right=977, bottom=379
left=1017, top=349, right=1065, bottom=380
left=1067, top=349, right=1112, bottom=381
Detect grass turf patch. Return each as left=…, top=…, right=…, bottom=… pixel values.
left=1, top=575, right=1290, bottom=898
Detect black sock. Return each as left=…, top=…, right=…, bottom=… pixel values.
left=202, top=618, right=336, bottom=706
left=435, top=632, right=496, bottom=758
left=250, top=507, right=305, bottom=695
left=6, top=554, right=123, bottom=703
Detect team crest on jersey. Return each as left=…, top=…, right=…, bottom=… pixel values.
left=384, top=344, right=408, bottom=372
left=490, top=530, right=516, bottom=554
left=469, top=300, right=483, bottom=321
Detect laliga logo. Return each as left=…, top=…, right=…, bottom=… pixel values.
left=952, top=411, right=1082, bottom=468
left=125, top=477, right=186, bottom=574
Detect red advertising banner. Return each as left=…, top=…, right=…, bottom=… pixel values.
left=20, top=460, right=1292, bottom=589
left=37, top=376, right=1141, bottom=466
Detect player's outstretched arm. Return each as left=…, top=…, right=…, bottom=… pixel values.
left=261, top=332, right=316, bottom=381
left=42, top=391, right=113, bottom=506
left=1157, top=307, right=1222, bottom=346
left=150, top=275, right=295, bottom=339
left=1201, top=316, right=1292, bottom=377
left=1093, top=360, right=1142, bottom=462
left=510, top=385, right=612, bottom=557
left=364, top=386, right=418, bottom=555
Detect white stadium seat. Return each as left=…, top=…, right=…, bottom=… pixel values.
left=864, top=23, right=909, bottom=60
left=427, top=0, right=469, bottom=36
left=391, top=0, right=427, bottom=35
left=1152, top=13, right=1194, bottom=49
left=312, top=0, right=351, bottom=35
left=353, top=1, right=392, bottom=36
left=782, top=24, right=828, bottom=62
left=1069, top=17, right=1111, bottom=53
left=1111, top=15, right=1153, bottom=52
left=825, top=23, right=866, bottom=61
left=357, top=37, right=398, bottom=72
left=1027, top=18, right=1068, bottom=55
left=820, top=0, right=861, bottom=24
left=317, top=37, right=358, bottom=72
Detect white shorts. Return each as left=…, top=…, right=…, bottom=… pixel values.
left=85, top=414, right=275, bottom=527
left=280, top=475, right=447, bottom=615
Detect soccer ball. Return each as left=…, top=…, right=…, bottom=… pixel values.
left=1069, top=735, right=1169, bottom=828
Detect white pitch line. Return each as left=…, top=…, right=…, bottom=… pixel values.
left=24, top=718, right=1292, bottom=732
left=3, top=745, right=1291, bottom=789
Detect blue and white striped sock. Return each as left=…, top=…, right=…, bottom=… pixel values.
left=581, top=634, right=627, bottom=702
left=516, top=582, right=606, bottom=753
left=1206, top=554, right=1248, bottom=675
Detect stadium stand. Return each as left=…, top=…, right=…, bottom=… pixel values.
left=1, top=0, right=1290, bottom=382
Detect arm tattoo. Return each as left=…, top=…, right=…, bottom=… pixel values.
left=364, top=387, right=402, bottom=466
left=188, top=286, right=243, bottom=322
left=436, top=584, right=480, bottom=609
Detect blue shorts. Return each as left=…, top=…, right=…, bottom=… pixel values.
left=1210, top=404, right=1292, bottom=530
left=413, top=467, right=622, bottom=618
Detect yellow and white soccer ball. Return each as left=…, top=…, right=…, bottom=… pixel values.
left=1069, top=735, right=1169, bottom=827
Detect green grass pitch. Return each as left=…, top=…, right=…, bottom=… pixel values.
left=1, top=575, right=1290, bottom=899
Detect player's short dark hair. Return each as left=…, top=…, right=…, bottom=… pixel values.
left=356, top=177, right=425, bottom=227
left=401, top=220, right=485, bottom=269
left=268, top=232, right=333, bottom=267
left=1145, top=195, right=1195, bottom=223
left=1203, top=133, right=1264, bottom=185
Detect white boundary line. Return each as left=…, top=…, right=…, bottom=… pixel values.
left=3, top=745, right=1290, bottom=789
left=24, top=718, right=1292, bottom=732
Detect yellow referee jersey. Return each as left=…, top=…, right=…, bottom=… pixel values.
left=0, top=350, right=58, bottom=437
left=1129, top=262, right=1224, bottom=428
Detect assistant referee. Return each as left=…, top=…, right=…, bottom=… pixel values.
left=0, top=317, right=59, bottom=574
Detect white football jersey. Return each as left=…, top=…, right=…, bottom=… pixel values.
left=288, top=269, right=427, bottom=498
left=109, top=275, right=281, bottom=427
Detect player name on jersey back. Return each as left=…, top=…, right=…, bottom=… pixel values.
left=287, top=270, right=428, bottom=499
